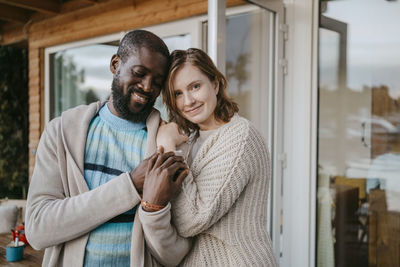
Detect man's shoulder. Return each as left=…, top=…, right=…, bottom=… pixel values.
left=45, top=101, right=103, bottom=133
left=61, top=102, right=102, bottom=117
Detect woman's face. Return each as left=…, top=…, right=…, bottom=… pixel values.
left=172, top=63, right=219, bottom=130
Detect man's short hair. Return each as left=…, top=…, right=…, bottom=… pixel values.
left=117, top=30, right=170, bottom=62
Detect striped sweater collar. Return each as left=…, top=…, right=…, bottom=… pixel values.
left=99, top=102, right=146, bottom=131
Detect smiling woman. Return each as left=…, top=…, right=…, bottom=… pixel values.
left=151, top=48, right=278, bottom=266
left=163, top=48, right=238, bottom=134
left=172, top=62, right=220, bottom=130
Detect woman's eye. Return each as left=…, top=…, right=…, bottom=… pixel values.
left=174, top=91, right=182, bottom=97
left=193, top=83, right=200, bottom=90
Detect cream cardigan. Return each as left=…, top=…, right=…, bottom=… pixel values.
left=171, top=114, right=278, bottom=266
left=25, top=102, right=190, bottom=267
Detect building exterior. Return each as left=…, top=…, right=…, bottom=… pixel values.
left=1, top=0, right=399, bottom=266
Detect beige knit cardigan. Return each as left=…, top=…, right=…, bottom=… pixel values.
left=171, top=114, right=278, bottom=266
left=25, top=102, right=190, bottom=267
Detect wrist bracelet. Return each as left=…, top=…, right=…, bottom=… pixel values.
left=141, top=200, right=165, bottom=212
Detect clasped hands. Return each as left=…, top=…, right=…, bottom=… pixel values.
left=130, top=146, right=189, bottom=211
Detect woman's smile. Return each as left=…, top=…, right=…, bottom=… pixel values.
left=184, top=104, right=203, bottom=115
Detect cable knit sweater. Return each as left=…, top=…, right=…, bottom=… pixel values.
left=171, top=114, right=278, bottom=266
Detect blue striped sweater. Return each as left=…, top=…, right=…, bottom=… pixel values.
left=83, top=103, right=147, bottom=266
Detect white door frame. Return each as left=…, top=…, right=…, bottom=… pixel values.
left=281, top=0, right=319, bottom=266
left=243, top=0, right=286, bottom=264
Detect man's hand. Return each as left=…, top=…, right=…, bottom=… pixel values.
left=129, top=156, right=155, bottom=194
left=142, top=151, right=189, bottom=208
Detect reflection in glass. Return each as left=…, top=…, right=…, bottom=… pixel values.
left=319, top=29, right=340, bottom=92
left=318, top=1, right=400, bottom=267
left=225, top=9, right=272, bottom=140
left=50, top=43, right=118, bottom=119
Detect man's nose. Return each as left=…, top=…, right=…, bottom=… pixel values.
left=141, top=76, right=152, bottom=92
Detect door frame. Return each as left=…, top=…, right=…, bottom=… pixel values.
left=281, top=0, right=320, bottom=266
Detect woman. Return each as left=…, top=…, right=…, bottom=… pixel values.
left=146, top=48, right=277, bottom=266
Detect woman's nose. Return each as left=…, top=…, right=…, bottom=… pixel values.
left=184, top=92, right=195, bottom=105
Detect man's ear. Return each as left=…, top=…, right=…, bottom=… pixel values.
left=110, top=54, right=120, bottom=75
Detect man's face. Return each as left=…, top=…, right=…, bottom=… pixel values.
left=110, top=46, right=168, bottom=122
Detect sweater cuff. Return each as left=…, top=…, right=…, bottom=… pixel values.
left=139, top=202, right=171, bottom=217
left=125, top=172, right=142, bottom=202
left=139, top=202, right=171, bottom=227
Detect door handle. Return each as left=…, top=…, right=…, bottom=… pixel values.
left=361, top=121, right=371, bottom=148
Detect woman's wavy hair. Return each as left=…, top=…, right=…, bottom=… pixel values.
left=163, top=48, right=238, bottom=134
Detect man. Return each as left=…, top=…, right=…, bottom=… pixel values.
left=25, top=30, right=190, bottom=267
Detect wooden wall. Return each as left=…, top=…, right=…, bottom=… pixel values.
left=27, top=0, right=244, bottom=178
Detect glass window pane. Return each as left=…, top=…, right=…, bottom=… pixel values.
left=226, top=9, right=272, bottom=142
left=224, top=8, right=276, bottom=237
left=50, top=42, right=118, bottom=119
left=317, top=1, right=400, bottom=266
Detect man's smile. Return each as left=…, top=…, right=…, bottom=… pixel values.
left=132, top=91, right=149, bottom=104
left=129, top=87, right=152, bottom=105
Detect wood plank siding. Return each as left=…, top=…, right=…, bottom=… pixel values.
left=24, top=0, right=244, bottom=179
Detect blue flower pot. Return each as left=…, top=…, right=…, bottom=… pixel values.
left=6, top=242, right=25, bottom=262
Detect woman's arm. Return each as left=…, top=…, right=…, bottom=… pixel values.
left=171, top=121, right=270, bottom=237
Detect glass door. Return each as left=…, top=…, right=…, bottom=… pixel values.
left=203, top=3, right=284, bottom=260
left=222, top=4, right=285, bottom=261
left=317, top=1, right=400, bottom=266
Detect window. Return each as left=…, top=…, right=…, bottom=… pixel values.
left=317, top=1, right=400, bottom=266
left=49, top=42, right=118, bottom=119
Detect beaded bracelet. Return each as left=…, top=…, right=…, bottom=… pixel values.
left=141, top=200, right=165, bottom=212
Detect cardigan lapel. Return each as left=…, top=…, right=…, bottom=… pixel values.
left=144, top=108, right=160, bottom=158
left=60, top=101, right=104, bottom=193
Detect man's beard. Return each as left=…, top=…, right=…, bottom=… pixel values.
left=111, top=78, right=155, bottom=123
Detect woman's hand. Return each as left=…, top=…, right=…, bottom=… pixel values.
left=142, top=149, right=189, bottom=208
left=157, top=122, right=188, bottom=152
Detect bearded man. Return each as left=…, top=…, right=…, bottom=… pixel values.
left=25, top=30, right=191, bottom=267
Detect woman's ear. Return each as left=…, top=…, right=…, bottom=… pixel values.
left=214, top=81, right=219, bottom=95
left=110, top=54, right=120, bottom=75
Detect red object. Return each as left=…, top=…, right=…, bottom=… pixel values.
left=12, top=224, right=29, bottom=246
